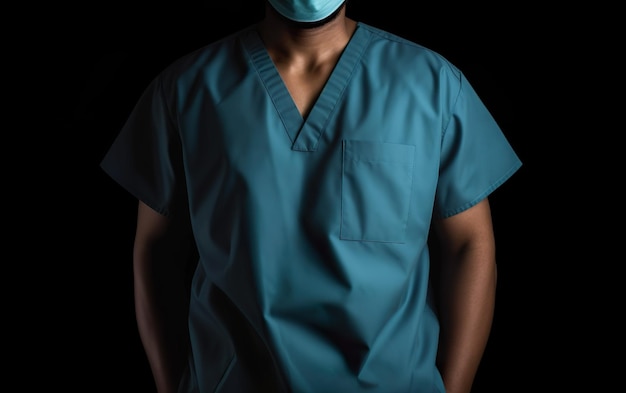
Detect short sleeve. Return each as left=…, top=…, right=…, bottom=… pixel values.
left=435, top=73, right=522, bottom=218
left=100, top=74, right=186, bottom=217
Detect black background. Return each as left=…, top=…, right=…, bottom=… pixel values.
left=28, top=0, right=611, bottom=391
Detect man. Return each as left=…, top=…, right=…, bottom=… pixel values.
left=100, top=0, right=522, bottom=392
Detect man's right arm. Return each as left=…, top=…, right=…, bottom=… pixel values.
left=133, top=200, right=195, bottom=393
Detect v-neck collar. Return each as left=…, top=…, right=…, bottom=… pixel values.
left=243, top=23, right=372, bottom=152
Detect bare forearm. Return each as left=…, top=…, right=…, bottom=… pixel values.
left=436, top=247, right=497, bottom=393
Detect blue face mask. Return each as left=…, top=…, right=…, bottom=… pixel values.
left=267, top=0, right=346, bottom=22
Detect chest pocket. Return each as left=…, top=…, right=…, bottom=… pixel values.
left=340, top=140, right=415, bottom=243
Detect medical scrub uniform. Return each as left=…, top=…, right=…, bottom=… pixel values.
left=101, top=22, right=522, bottom=393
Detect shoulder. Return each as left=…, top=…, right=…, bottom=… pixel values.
left=357, top=22, right=464, bottom=102
left=144, top=26, right=253, bottom=100
left=358, top=22, right=460, bottom=76
left=155, top=25, right=257, bottom=89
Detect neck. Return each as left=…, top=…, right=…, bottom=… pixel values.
left=257, top=3, right=357, bottom=66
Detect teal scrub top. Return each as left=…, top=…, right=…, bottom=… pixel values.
left=101, top=22, right=522, bottom=393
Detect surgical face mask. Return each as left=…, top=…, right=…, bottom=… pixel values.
left=267, top=0, right=346, bottom=23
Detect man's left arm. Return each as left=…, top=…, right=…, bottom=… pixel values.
left=431, top=198, right=498, bottom=393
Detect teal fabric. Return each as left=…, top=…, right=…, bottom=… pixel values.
left=101, top=22, right=522, bottom=393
